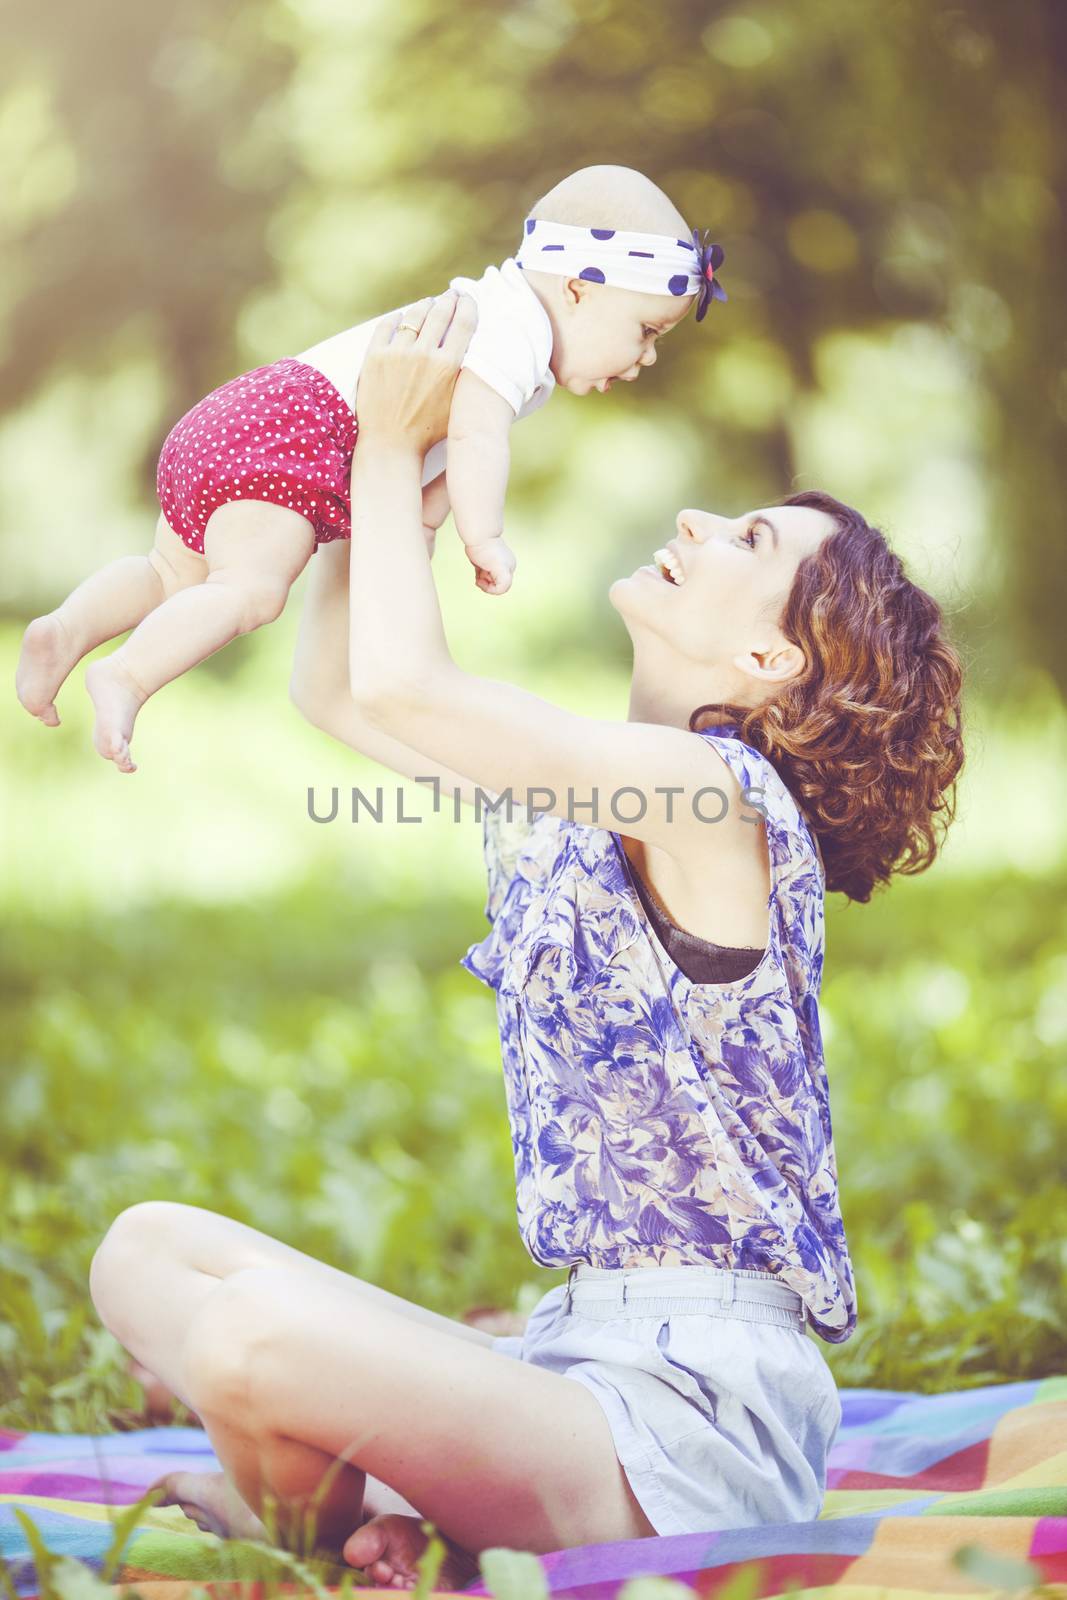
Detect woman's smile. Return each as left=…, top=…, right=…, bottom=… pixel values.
left=634, top=562, right=678, bottom=585
left=632, top=540, right=687, bottom=587
left=653, top=543, right=685, bottom=584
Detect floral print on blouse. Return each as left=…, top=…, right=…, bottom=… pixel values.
left=460, top=722, right=858, bottom=1344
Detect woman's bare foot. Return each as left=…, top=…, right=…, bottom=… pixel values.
left=152, top=1469, right=268, bottom=1542
left=15, top=614, right=82, bottom=726
left=343, top=1513, right=480, bottom=1592
left=151, top=1465, right=417, bottom=1551
left=85, top=656, right=148, bottom=772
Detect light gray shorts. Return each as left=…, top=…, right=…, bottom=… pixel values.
left=490, top=1261, right=843, bottom=1538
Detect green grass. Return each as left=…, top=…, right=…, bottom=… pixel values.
left=3, top=855, right=1066, bottom=1430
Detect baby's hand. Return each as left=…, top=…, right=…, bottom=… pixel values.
left=464, top=536, right=516, bottom=596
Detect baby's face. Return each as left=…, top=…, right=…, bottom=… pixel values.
left=551, top=283, right=695, bottom=396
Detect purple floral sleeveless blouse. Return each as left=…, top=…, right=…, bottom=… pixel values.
left=460, top=723, right=858, bottom=1344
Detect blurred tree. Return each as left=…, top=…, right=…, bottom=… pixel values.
left=0, top=0, right=299, bottom=420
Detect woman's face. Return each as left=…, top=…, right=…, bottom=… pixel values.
left=610, top=502, right=836, bottom=684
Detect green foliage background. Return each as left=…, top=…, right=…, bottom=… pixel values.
left=2, top=0, right=1067, bottom=1428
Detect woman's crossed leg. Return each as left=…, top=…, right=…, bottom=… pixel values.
left=88, top=1202, right=656, bottom=1587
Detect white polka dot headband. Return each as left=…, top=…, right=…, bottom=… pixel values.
left=515, top=218, right=727, bottom=321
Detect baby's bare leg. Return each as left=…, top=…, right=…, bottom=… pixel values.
left=86, top=501, right=316, bottom=772
left=15, top=515, right=205, bottom=728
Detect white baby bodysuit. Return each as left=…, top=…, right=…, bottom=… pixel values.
left=294, top=257, right=556, bottom=486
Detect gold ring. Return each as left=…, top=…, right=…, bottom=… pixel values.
left=396, top=320, right=421, bottom=336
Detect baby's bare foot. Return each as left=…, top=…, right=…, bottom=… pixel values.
left=85, top=656, right=147, bottom=772
left=343, top=1513, right=479, bottom=1591
left=15, top=614, right=81, bottom=726
left=151, top=1469, right=267, bottom=1542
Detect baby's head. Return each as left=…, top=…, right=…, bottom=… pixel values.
left=517, top=166, right=720, bottom=396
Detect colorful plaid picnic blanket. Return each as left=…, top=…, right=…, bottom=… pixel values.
left=3, top=1377, right=1066, bottom=1598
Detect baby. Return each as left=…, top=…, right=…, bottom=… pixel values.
left=15, top=164, right=725, bottom=772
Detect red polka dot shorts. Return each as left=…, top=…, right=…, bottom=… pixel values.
left=156, top=359, right=358, bottom=554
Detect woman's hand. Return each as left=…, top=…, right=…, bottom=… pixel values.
left=354, top=291, right=478, bottom=459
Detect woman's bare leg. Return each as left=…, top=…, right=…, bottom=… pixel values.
left=89, top=1202, right=656, bottom=1583
left=15, top=515, right=206, bottom=727
left=85, top=500, right=316, bottom=771
left=90, top=1202, right=492, bottom=1548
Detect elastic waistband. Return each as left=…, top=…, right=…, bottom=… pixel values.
left=274, top=358, right=358, bottom=432
left=563, top=1262, right=806, bottom=1330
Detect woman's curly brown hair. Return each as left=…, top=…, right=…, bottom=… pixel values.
left=689, top=490, right=965, bottom=904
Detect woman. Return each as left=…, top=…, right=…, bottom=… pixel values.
left=88, top=292, right=964, bottom=1588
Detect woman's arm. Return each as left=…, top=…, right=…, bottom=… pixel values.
left=289, top=537, right=492, bottom=809
left=347, top=295, right=750, bottom=858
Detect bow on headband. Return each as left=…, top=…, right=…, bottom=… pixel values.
left=688, top=230, right=727, bottom=322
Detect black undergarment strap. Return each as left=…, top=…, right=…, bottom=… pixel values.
left=627, top=858, right=764, bottom=985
